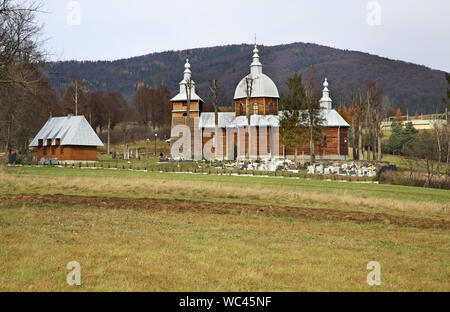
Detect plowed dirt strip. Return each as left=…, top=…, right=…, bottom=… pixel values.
left=1, top=194, right=448, bottom=230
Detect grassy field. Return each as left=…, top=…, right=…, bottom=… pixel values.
left=0, top=165, right=448, bottom=291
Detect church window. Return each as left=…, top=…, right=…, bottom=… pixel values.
left=269, top=102, right=274, bottom=114
left=253, top=103, right=258, bottom=115
left=321, top=134, right=327, bottom=147
left=240, top=103, right=244, bottom=115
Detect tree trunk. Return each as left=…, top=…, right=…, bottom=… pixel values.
left=215, top=107, right=219, bottom=160
left=310, top=127, right=315, bottom=164
left=377, top=133, right=382, bottom=161
left=446, top=137, right=450, bottom=165
left=185, top=81, right=192, bottom=159
left=373, top=133, right=377, bottom=161
left=107, top=117, right=111, bottom=155
left=5, top=117, right=12, bottom=154
left=247, top=98, right=251, bottom=159
left=351, top=110, right=357, bottom=160
left=358, top=119, right=363, bottom=160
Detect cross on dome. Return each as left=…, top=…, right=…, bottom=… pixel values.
left=250, top=44, right=262, bottom=76
left=320, top=78, right=332, bottom=110
left=184, top=58, right=192, bottom=81
left=233, top=44, right=280, bottom=100
left=170, top=58, right=204, bottom=102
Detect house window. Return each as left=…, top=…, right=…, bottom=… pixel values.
left=38, top=139, right=43, bottom=146
left=253, top=103, right=258, bottom=115
left=269, top=102, right=274, bottom=115
left=183, top=113, right=187, bottom=117
left=321, top=134, right=327, bottom=147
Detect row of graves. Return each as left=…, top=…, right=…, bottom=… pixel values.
left=307, top=162, right=377, bottom=177
left=210, top=159, right=378, bottom=177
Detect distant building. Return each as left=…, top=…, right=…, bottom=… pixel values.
left=170, top=45, right=350, bottom=160
left=29, top=115, right=104, bottom=162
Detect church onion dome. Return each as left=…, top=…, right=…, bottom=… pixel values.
left=233, top=45, right=280, bottom=100
left=170, top=58, right=204, bottom=102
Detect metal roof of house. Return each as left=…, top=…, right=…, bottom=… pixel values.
left=29, top=115, right=104, bottom=147
left=320, top=109, right=350, bottom=127
left=170, top=90, right=204, bottom=102
left=199, top=109, right=349, bottom=129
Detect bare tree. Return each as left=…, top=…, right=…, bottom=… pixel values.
left=0, top=0, right=44, bottom=87
left=357, top=88, right=364, bottom=160
left=348, top=91, right=359, bottom=160
left=209, top=79, right=220, bottom=160
left=303, top=66, right=325, bottom=164
left=184, top=75, right=193, bottom=159
left=244, top=77, right=254, bottom=158
left=0, top=0, right=45, bottom=155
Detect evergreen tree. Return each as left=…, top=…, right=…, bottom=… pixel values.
left=386, top=121, right=418, bottom=155
left=279, top=72, right=307, bottom=160
left=444, top=73, right=450, bottom=110
left=401, top=122, right=418, bottom=148
left=386, top=121, right=403, bottom=155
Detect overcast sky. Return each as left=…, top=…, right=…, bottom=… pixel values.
left=37, top=0, right=450, bottom=72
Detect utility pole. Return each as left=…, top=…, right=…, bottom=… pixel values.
left=154, top=133, right=158, bottom=156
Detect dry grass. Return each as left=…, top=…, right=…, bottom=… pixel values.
left=0, top=201, right=448, bottom=292
left=0, top=168, right=448, bottom=220
left=0, top=166, right=448, bottom=291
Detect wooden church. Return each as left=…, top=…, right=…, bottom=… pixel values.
left=170, top=45, right=350, bottom=160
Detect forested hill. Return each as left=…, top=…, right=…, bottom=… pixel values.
left=46, top=42, right=448, bottom=114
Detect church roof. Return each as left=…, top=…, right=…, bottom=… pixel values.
left=233, top=45, right=280, bottom=100
left=320, top=109, right=350, bottom=127
left=29, top=115, right=104, bottom=147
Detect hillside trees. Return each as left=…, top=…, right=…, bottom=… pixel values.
left=130, top=85, right=171, bottom=130
left=103, top=92, right=127, bottom=154
left=60, top=78, right=88, bottom=115
left=444, top=73, right=450, bottom=111
left=61, top=83, right=88, bottom=116
left=46, top=43, right=448, bottom=115
left=85, top=91, right=104, bottom=130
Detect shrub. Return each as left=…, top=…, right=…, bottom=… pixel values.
left=380, top=170, right=450, bottom=190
